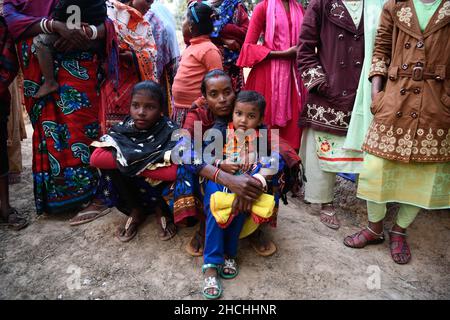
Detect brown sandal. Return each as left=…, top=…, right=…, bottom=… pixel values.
left=343, top=227, right=385, bottom=248
left=320, top=204, right=340, bottom=230
left=158, top=215, right=177, bottom=241
left=117, top=216, right=142, bottom=242
left=389, top=230, right=411, bottom=264
left=0, top=208, right=28, bottom=231
left=185, top=230, right=204, bottom=257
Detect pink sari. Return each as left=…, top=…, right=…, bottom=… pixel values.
left=265, top=0, right=303, bottom=127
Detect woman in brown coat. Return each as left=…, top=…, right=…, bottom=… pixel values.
left=344, top=0, right=450, bottom=264
left=297, top=0, right=365, bottom=230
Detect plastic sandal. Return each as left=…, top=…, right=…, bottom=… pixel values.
left=219, top=258, right=239, bottom=279
left=389, top=230, right=411, bottom=264
left=343, top=226, right=385, bottom=248
left=202, top=264, right=222, bottom=299
left=320, top=204, right=340, bottom=230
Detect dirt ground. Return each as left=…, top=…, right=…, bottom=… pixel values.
left=0, top=124, right=449, bottom=300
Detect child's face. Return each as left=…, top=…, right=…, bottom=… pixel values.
left=232, top=102, right=263, bottom=131
left=182, top=13, right=192, bottom=39
left=131, top=0, right=153, bottom=16
left=205, top=76, right=235, bottom=118
left=130, top=91, right=162, bottom=130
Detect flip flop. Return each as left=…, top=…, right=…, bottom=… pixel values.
left=116, top=216, right=139, bottom=242
left=158, top=215, right=177, bottom=241
left=249, top=230, right=277, bottom=257
left=185, top=231, right=204, bottom=257
left=0, top=209, right=28, bottom=231
left=320, top=205, right=340, bottom=230
left=69, top=206, right=111, bottom=226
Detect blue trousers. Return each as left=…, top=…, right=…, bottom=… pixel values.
left=203, top=181, right=246, bottom=265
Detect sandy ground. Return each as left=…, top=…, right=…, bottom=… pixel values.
left=0, top=123, right=449, bottom=300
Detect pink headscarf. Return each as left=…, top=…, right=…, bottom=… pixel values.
left=265, top=0, right=303, bottom=127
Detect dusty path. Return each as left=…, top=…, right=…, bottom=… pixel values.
left=0, top=125, right=449, bottom=300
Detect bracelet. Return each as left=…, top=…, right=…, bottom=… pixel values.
left=253, top=173, right=268, bottom=192
left=214, top=159, right=222, bottom=168
left=40, top=18, right=50, bottom=34
left=89, top=25, right=98, bottom=40
left=49, top=19, right=55, bottom=33
left=213, top=168, right=222, bottom=183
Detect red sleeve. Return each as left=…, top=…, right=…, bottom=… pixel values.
left=90, top=148, right=117, bottom=169
left=236, top=2, right=271, bottom=68
left=220, top=4, right=249, bottom=45
left=139, top=165, right=178, bottom=181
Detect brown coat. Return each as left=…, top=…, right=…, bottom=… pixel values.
left=363, top=0, right=450, bottom=163
left=297, top=0, right=364, bottom=136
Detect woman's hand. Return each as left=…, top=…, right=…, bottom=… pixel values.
left=53, top=21, right=90, bottom=52
left=284, top=45, right=298, bottom=57
left=268, top=45, right=298, bottom=59
left=222, top=38, right=241, bottom=51
left=371, top=76, right=384, bottom=100
left=219, top=173, right=263, bottom=202
left=232, top=196, right=253, bottom=214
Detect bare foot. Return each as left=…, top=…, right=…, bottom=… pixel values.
left=33, top=80, right=59, bottom=99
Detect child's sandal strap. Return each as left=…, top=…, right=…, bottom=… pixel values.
left=202, top=263, right=221, bottom=273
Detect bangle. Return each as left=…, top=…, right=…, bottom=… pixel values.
left=40, top=18, right=50, bottom=34
left=213, top=168, right=221, bottom=183
left=253, top=173, right=268, bottom=192
left=49, top=19, right=55, bottom=33
left=214, top=159, right=222, bottom=168
left=89, top=25, right=98, bottom=40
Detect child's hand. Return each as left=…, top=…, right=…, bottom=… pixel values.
left=220, top=161, right=240, bottom=174
left=239, top=162, right=254, bottom=173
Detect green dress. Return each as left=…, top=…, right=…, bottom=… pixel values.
left=343, top=0, right=387, bottom=152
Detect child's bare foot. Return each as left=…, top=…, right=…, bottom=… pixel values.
left=34, top=80, right=59, bottom=99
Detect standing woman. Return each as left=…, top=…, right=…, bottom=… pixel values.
left=171, top=2, right=223, bottom=127
left=102, top=0, right=158, bottom=130
left=237, top=0, right=305, bottom=150
left=344, top=0, right=450, bottom=264
left=297, top=0, right=365, bottom=230
left=210, top=0, right=249, bottom=92
left=3, top=0, right=110, bottom=216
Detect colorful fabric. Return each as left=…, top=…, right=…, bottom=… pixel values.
left=97, top=169, right=172, bottom=216
left=358, top=153, right=450, bottom=210
left=211, top=0, right=241, bottom=66
left=3, top=0, right=58, bottom=40
left=102, top=0, right=157, bottom=130
left=300, top=128, right=336, bottom=204
left=313, top=131, right=364, bottom=174
left=236, top=0, right=305, bottom=149
left=344, top=0, right=386, bottom=152
left=92, top=116, right=178, bottom=176
left=204, top=180, right=246, bottom=265
left=18, top=40, right=102, bottom=214
left=210, top=191, right=275, bottom=230
left=265, top=0, right=303, bottom=128
left=107, top=0, right=157, bottom=81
